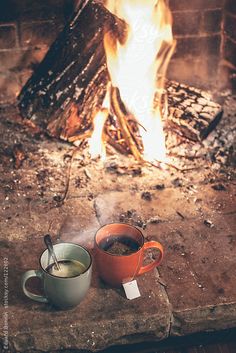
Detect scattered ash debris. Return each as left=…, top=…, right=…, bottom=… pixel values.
left=0, top=92, right=235, bottom=227
left=171, top=178, right=183, bottom=187
left=211, top=183, right=227, bottom=191
left=141, top=191, right=152, bottom=201
left=176, top=211, right=185, bottom=220
left=119, top=209, right=146, bottom=229
left=63, top=153, right=73, bottom=163
left=36, top=169, right=49, bottom=183
left=119, top=210, right=163, bottom=229
left=105, top=160, right=142, bottom=176
left=146, top=216, right=162, bottom=225
left=165, top=94, right=236, bottom=171
left=12, top=143, right=26, bottom=169
left=132, top=167, right=142, bottom=176
left=87, top=193, right=94, bottom=201
left=53, top=195, right=63, bottom=203
left=204, top=219, right=214, bottom=228
left=74, top=174, right=90, bottom=188
left=154, top=184, right=165, bottom=190
left=1, top=143, right=26, bottom=169
left=228, top=235, right=235, bottom=245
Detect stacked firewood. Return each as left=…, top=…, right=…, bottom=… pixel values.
left=18, top=0, right=223, bottom=160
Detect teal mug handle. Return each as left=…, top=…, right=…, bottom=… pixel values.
left=21, top=270, right=48, bottom=303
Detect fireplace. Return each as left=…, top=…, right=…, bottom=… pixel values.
left=0, top=0, right=235, bottom=106
left=0, top=0, right=235, bottom=166
left=0, top=1, right=236, bottom=353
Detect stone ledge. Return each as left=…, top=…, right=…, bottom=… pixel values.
left=0, top=107, right=235, bottom=353
left=171, top=302, right=236, bottom=336
left=0, top=237, right=171, bottom=353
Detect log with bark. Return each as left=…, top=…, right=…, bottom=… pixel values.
left=164, top=80, right=223, bottom=142
left=18, top=0, right=223, bottom=157
left=18, top=0, right=114, bottom=134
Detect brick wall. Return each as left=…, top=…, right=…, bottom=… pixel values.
left=223, top=0, right=236, bottom=89
left=0, top=0, right=235, bottom=105
left=167, top=0, right=225, bottom=89
left=0, top=0, right=74, bottom=104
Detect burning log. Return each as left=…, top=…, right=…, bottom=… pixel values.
left=164, top=81, right=223, bottom=142
left=18, top=0, right=223, bottom=160
left=18, top=0, right=114, bottom=132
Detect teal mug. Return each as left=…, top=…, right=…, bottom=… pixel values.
left=21, top=242, right=92, bottom=309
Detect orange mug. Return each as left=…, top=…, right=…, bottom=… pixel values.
left=94, top=223, right=164, bottom=287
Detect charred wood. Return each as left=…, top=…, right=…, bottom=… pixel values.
left=164, top=81, right=223, bottom=142
left=110, top=86, right=143, bottom=161
left=18, top=0, right=223, bottom=152
left=18, top=0, right=114, bottom=130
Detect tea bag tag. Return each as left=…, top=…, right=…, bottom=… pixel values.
left=122, top=280, right=141, bottom=300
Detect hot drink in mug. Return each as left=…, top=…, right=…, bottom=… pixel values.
left=22, top=242, right=92, bottom=309
left=94, top=223, right=164, bottom=287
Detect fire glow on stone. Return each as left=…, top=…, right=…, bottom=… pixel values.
left=88, top=0, right=175, bottom=162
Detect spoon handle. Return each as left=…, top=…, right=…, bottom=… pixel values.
left=44, top=234, right=61, bottom=271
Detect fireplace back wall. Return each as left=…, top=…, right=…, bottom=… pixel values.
left=0, top=0, right=235, bottom=105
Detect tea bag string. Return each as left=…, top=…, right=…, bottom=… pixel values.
left=131, top=247, right=142, bottom=282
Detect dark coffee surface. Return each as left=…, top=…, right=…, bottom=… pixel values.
left=100, top=235, right=140, bottom=256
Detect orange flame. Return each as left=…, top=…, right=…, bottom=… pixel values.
left=89, top=0, right=175, bottom=162
left=88, top=109, right=107, bottom=160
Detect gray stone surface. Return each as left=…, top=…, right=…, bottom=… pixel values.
left=0, top=101, right=236, bottom=352
left=1, top=237, right=171, bottom=352
left=95, top=186, right=236, bottom=336
left=145, top=193, right=236, bottom=336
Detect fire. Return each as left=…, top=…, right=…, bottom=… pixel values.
left=88, top=109, right=107, bottom=160
left=89, top=0, right=175, bottom=163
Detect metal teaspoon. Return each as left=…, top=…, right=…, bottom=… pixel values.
left=44, top=234, right=61, bottom=271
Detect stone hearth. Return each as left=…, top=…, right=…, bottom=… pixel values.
left=0, top=92, right=235, bottom=352
left=0, top=1, right=236, bottom=352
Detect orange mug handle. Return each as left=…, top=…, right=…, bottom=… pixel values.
left=138, top=241, right=164, bottom=275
